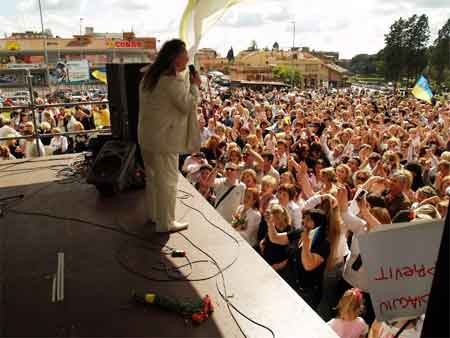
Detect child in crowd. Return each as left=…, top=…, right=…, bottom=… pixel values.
left=328, top=288, right=368, bottom=338
left=232, top=188, right=261, bottom=247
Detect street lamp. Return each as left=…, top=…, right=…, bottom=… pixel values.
left=290, top=21, right=296, bottom=50
left=290, top=21, right=296, bottom=87
left=38, top=0, right=50, bottom=85
left=79, top=18, right=84, bottom=59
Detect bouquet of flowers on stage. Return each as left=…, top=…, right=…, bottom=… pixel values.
left=132, top=291, right=214, bottom=324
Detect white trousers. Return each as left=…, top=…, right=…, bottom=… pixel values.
left=141, top=151, right=179, bottom=230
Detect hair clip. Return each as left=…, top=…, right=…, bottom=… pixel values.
left=352, top=288, right=363, bottom=302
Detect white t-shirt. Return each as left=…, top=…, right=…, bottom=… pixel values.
left=234, top=205, right=261, bottom=247
left=24, top=139, right=46, bottom=158
left=377, top=320, right=422, bottom=338
left=341, top=210, right=370, bottom=292
left=0, top=125, right=20, bottom=144
left=287, top=200, right=302, bottom=229
left=50, top=136, right=68, bottom=153
left=214, top=178, right=245, bottom=223
left=328, top=317, right=368, bottom=338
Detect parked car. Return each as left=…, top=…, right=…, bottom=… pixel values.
left=10, top=95, right=30, bottom=105
left=71, top=90, right=89, bottom=102
left=50, top=89, right=72, bottom=100
left=14, top=90, right=30, bottom=98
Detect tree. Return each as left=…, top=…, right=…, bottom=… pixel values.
left=273, top=65, right=303, bottom=87
left=226, top=47, right=235, bottom=63
left=404, top=14, right=430, bottom=86
left=272, top=41, right=279, bottom=50
left=431, top=18, right=450, bottom=87
left=384, top=18, right=408, bottom=85
left=350, top=54, right=378, bottom=75
left=247, top=40, right=258, bottom=51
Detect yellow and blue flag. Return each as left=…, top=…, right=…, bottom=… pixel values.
left=412, top=75, right=433, bottom=104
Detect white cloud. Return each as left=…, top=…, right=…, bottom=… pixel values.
left=5, top=0, right=450, bottom=59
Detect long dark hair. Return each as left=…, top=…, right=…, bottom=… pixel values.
left=141, top=39, right=186, bottom=91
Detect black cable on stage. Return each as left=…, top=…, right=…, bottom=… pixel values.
left=175, top=191, right=276, bottom=338
left=0, top=165, right=276, bottom=337
left=6, top=198, right=276, bottom=337
left=6, top=209, right=152, bottom=243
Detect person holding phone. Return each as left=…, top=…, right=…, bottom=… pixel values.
left=138, top=39, right=201, bottom=233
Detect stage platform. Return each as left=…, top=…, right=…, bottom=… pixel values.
left=0, top=155, right=337, bottom=338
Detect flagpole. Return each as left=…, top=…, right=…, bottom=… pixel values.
left=38, top=0, right=50, bottom=85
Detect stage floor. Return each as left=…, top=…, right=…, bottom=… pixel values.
left=0, top=155, right=337, bottom=338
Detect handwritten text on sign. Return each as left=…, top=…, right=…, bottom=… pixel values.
left=359, top=220, right=444, bottom=321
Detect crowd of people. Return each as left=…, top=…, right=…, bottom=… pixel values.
left=181, top=85, right=449, bottom=338
left=0, top=92, right=110, bottom=159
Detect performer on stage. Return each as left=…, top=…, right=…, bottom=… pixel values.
left=138, top=39, right=201, bottom=232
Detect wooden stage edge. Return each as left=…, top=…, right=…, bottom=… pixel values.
left=0, top=155, right=338, bottom=338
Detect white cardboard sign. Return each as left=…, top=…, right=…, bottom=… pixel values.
left=359, top=220, right=444, bottom=321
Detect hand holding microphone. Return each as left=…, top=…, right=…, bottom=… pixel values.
left=189, top=64, right=202, bottom=87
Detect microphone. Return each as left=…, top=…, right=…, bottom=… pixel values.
left=188, top=64, right=196, bottom=75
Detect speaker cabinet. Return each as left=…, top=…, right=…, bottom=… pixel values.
left=106, top=63, right=147, bottom=144
left=87, top=140, right=137, bottom=195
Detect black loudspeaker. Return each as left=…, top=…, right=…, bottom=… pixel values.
left=106, top=63, right=147, bottom=145
left=87, top=140, right=138, bottom=196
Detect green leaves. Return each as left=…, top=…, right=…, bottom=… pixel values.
left=272, top=65, right=304, bottom=87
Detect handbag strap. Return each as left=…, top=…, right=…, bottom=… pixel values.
left=215, top=185, right=236, bottom=209
left=393, top=319, right=414, bottom=338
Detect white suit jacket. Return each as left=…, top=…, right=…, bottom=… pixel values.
left=138, top=73, right=201, bottom=153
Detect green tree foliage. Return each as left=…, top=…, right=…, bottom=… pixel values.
left=272, top=41, right=279, bottom=50
left=431, top=18, right=450, bottom=86
left=247, top=40, right=258, bottom=51
left=384, top=15, right=431, bottom=87
left=350, top=54, right=378, bottom=74
left=384, top=17, right=408, bottom=83
left=404, top=14, right=430, bottom=85
left=273, top=65, right=304, bottom=87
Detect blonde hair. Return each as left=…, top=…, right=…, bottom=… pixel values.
left=336, top=164, right=352, bottom=184
left=440, top=151, right=450, bottom=162
left=40, top=121, right=51, bottom=131
left=336, top=288, right=365, bottom=320
left=321, top=198, right=341, bottom=272
left=261, top=175, right=277, bottom=189
left=241, top=169, right=257, bottom=185
left=215, top=123, right=225, bottom=134
left=246, top=134, right=259, bottom=147
left=399, top=169, right=413, bottom=190
left=320, top=167, right=337, bottom=183
left=415, top=204, right=441, bottom=220
left=270, top=204, right=291, bottom=227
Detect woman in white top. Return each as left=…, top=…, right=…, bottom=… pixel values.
left=49, top=127, right=68, bottom=154
left=276, top=183, right=302, bottom=229
left=369, top=317, right=424, bottom=338
left=232, top=188, right=261, bottom=247
left=138, top=39, right=201, bottom=233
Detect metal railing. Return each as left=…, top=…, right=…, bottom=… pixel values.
left=0, top=69, right=111, bottom=157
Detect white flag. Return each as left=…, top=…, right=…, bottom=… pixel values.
left=179, top=0, right=248, bottom=58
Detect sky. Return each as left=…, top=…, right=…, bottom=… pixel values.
left=1, top=0, right=449, bottom=59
